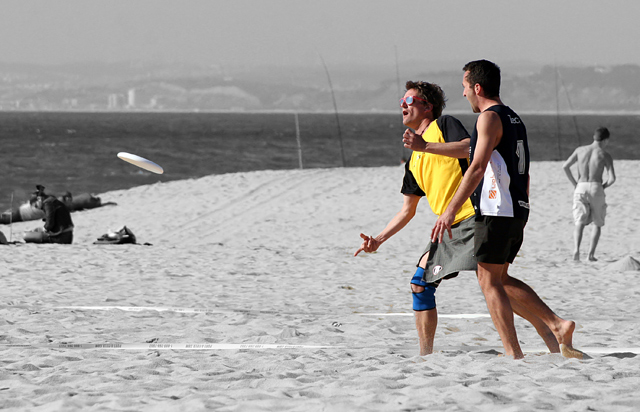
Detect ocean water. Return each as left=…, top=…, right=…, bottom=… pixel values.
left=1, top=111, right=637, bottom=212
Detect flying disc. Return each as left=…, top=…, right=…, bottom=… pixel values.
left=117, top=152, right=164, bottom=174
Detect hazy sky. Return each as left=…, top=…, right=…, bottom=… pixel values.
left=1, top=0, right=638, bottom=70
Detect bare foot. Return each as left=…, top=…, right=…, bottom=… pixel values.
left=561, top=344, right=587, bottom=360
left=588, top=255, right=598, bottom=262
left=555, top=320, right=586, bottom=359
left=573, top=251, right=580, bottom=261
left=556, top=320, right=576, bottom=347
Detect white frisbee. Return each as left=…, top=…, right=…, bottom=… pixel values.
left=117, top=152, right=164, bottom=174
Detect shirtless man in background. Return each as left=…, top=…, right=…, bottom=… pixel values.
left=563, top=127, right=616, bottom=261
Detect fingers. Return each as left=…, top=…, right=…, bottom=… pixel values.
left=431, top=219, right=453, bottom=243
left=402, top=129, right=413, bottom=145
left=355, top=233, right=371, bottom=256
left=355, top=233, right=378, bottom=256
left=431, top=220, right=443, bottom=243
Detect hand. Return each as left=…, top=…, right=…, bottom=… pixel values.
left=403, top=129, right=427, bottom=152
left=354, top=233, right=381, bottom=256
left=431, top=211, right=455, bottom=243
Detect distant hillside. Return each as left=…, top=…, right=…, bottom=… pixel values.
left=0, top=61, right=638, bottom=113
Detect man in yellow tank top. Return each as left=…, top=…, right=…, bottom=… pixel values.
left=355, top=81, right=478, bottom=355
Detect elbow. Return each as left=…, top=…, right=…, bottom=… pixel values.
left=468, top=164, right=485, bottom=180
left=400, top=206, right=418, bottom=222
left=404, top=208, right=417, bottom=220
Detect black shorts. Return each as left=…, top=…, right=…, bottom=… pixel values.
left=474, top=216, right=525, bottom=264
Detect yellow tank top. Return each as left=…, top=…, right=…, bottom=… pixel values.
left=407, top=116, right=475, bottom=224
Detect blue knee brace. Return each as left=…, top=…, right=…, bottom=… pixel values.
left=411, top=267, right=436, bottom=311
left=411, top=267, right=427, bottom=287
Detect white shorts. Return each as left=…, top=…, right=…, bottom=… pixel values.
left=573, top=182, right=606, bottom=227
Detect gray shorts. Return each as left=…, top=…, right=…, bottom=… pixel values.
left=418, top=216, right=477, bottom=284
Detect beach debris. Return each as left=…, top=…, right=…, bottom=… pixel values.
left=93, top=226, right=137, bottom=245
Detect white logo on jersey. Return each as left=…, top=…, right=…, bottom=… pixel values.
left=508, top=115, right=521, bottom=124
left=433, top=265, right=443, bottom=276
left=518, top=200, right=530, bottom=209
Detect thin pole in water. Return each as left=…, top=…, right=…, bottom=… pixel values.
left=294, top=112, right=303, bottom=169
left=556, top=67, right=581, bottom=147
left=9, top=192, right=14, bottom=242
left=554, top=65, right=562, bottom=160
left=318, top=53, right=346, bottom=167
left=395, top=45, right=408, bottom=162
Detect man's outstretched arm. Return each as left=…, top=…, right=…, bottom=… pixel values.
left=355, top=194, right=420, bottom=256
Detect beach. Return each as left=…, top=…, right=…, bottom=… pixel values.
left=1, top=160, right=639, bottom=411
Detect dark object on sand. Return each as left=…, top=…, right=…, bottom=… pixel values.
left=93, top=226, right=137, bottom=245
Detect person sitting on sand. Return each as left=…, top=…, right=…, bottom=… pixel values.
left=24, top=185, right=74, bottom=244
left=562, top=127, right=616, bottom=262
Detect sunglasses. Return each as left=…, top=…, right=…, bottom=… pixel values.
left=399, top=95, right=428, bottom=106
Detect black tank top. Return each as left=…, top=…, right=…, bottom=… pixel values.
left=469, top=105, right=530, bottom=221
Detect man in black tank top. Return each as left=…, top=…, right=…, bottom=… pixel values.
left=431, top=60, right=584, bottom=360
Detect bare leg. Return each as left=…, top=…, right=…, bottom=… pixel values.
left=573, top=223, right=585, bottom=261
left=588, top=225, right=601, bottom=261
left=502, top=271, right=584, bottom=359
left=412, top=254, right=437, bottom=356
left=413, top=307, right=437, bottom=356
left=477, top=262, right=523, bottom=359
left=508, top=297, right=559, bottom=353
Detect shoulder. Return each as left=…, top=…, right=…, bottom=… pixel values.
left=565, top=147, right=580, bottom=161
left=603, top=151, right=614, bottom=163
left=479, top=108, right=501, bottom=121
left=572, top=146, right=587, bottom=155
left=477, top=110, right=502, bottom=133
left=438, top=114, right=466, bottom=128
left=437, top=115, right=470, bottom=141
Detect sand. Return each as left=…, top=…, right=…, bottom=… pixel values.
left=1, top=160, right=639, bottom=411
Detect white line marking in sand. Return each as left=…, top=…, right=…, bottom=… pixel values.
left=438, top=346, right=640, bottom=355
left=59, top=307, right=491, bottom=319
left=2, top=343, right=637, bottom=355
left=54, top=306, right=318, bottom=315
left=52, top=307, right=490, bottom=319
left=1, top=343, right=335, bottom=350
left=359, top=313, right=491, bottom=318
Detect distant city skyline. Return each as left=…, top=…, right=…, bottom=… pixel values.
left=1, top=0, right=639, bottom=75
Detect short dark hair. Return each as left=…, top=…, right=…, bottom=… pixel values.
left=462, top=60, right=501, bottom=99
left=594, top=127, right=610, bottom=141
left=405, top=81, right=447, bottom=119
